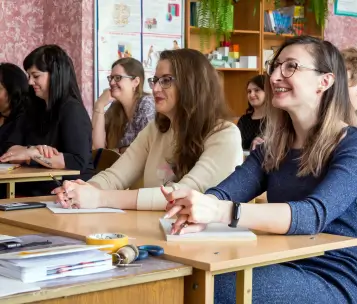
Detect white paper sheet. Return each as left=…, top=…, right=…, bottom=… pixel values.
left=45, top=202, right=125, bottom=214
left=0, top=276, right=40, bottom=297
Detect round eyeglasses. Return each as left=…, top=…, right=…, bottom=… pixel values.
left=148, top=76, right=175, bottom=89
left=107, top=75, right=134, bottom=83
left=265, top=60, right=323, bottom=78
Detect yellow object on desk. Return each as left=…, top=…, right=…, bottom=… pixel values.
left=86, top=233, right=129, bottom=253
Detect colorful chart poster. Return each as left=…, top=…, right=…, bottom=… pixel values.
left=95, top=0, right=184, bottom=99
left=142, top=0, right=182, bottom=35
left=98, top=0, right=142, bottom=33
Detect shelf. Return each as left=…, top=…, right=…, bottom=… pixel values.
left=190, top=27, right=259, bottom=35
left=215, top=68, right=259, bottom=72
left=264, top=32, right=322, bottom=39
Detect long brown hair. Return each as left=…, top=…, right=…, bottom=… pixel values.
left=105, top=58, right=148, bottom=148
left=155, top=49, right=231, bottom=180
left=264, top=36, right=357, bottom=177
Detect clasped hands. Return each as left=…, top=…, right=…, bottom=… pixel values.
left=160, top=186, right=230, bottom=235
left=0, top=145, right=59, bottom=163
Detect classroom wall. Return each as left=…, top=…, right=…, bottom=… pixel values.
left=0, top=0, right=94, bottom=114
left=324, top=3, right=357, bottom=49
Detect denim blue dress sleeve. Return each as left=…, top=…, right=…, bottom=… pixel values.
left=206, top=126, right=357, bottom=304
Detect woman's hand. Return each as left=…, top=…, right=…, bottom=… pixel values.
left=250, top=137, right=264, bottom=151
left=161, top=186, right=229, bottom=235
left=95, top=89, right=113, bottom=110
left=36, top=145, right=59, bottom=158
left=0, top=146, right=38, bottom=163
left=51, top=179, right=102, bottom=209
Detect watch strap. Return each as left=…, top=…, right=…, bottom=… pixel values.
left=228, top=202, right=241, bottom=228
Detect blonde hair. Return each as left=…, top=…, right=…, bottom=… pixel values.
left=105, top=58, right=148, bottom=149
left=341, top=47, right=357, bottom=87
left=263, top=36, right=357, bottom=177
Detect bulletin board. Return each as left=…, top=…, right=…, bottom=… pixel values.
left=335, top=0, right=357, bottom=17
left=94, top=0, right=185, bottom=99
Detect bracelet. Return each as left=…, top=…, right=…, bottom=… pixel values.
left=94, top=109, right=105, bottom=114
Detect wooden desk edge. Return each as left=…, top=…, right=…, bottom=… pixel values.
left=0, top=266, right=192, bottom=304
left=164, top=237, right=357, bottom=272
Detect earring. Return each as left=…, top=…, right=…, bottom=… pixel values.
left=317, top=85, right=324, bottom=93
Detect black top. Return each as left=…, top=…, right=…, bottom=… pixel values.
left=6, top=97, right=94, bottom=182
left=0, top=111, right=24, bottom=156
left=237, top=113, right=265, bottom=150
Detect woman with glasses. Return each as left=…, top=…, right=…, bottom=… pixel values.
left=0, top=45, right=94, bottom=196
left=162, top=36, right=357, bottom=303
left=52, top=48, right=243, bottom=211
left=237, top=74, right=266, bottom=151
left=92, top=58, right=155, bottom=154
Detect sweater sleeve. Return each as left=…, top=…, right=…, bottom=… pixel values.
left=287, top=129, right=357, bottom=235
left=137, top=122, right=244, bottom=210
left=88, top=121, right=152, bottom=190
left=60, top=101, right=93, bottom=171
left=205, top=144, right=267, bottom=202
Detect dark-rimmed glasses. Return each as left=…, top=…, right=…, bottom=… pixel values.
left=148, top=76, right=176, bottom=89
left=107, top=75, right=135, bottom=82
left=265, top=60, right=323, bottom=78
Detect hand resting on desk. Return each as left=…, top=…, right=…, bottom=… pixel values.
left=161, top=186, right=223, bottom=235
left=52, top=179, right=102, bottom=209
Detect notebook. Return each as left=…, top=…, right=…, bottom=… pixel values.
left=159, top=218, right=256, bottom=242
left=45, top=202, right=125, bottom=214
left=0, top=164, right=20, bottom=172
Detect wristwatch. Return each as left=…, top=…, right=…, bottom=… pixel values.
left=228, top=202, right=241, bottom=228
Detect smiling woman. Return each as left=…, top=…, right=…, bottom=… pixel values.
left=0, top=45, right=94, bottom=196
left=52, top=48, right=243, bottom=212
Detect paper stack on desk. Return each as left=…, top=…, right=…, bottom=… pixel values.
left=0, top=245, right=114, bottom=283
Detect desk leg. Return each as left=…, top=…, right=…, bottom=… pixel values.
left=184, top=269, right=214, bottom=304
left=236, top=268, right=253, bottom=304
left=6, top=182, right=15, bottom=198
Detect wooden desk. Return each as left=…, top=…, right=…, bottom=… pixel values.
left=1, top=197, right=357, bottom=304
left=0, top=222, right=191, bottom=304
left=0, top=168, right=79, bottom=198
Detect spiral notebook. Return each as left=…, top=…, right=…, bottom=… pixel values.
left=159, top=219, right=256, bottom=242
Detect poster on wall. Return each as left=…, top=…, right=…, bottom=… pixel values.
left=95, top=0, right=184, bottom=99
left=335, top=0, right=357, bottom=17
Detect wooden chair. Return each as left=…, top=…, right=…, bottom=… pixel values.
left=92, top=148, right=144, bottom=189
left=92, top=148, right=120, bottom=174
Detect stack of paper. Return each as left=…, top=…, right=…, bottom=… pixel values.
left=0, top=245, right=114, bottom=283
left=0, top=164, right=20, bottom=172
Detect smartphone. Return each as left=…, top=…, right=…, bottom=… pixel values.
left=0, top=202, right=47, bottom=211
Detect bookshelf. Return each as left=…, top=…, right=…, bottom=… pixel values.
left=185, top=0, right=324, bottom=117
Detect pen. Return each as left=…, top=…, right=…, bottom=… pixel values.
left=49, top=174, right=62, bottom=187
left=49, top=174, right=72, bottom=209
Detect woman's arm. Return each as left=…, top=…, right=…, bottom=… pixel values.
left=92, top=89, right=112, bottom=149
left=206, top=128, right=357, bottom=235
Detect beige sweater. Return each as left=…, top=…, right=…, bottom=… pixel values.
left=89, top=120, right=243, bottom=210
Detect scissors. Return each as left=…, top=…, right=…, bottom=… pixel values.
left=136, top=245, right=164, bottom=261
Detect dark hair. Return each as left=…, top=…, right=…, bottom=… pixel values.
left=105, top=57, right=148, bottom=148
left=0, top=63, right=29, bottom=119
left=246, top=74, right=266, bottom=114
left=23, top=44, right=83, bottom=113
left=264, top=35, right=356, bottom=176
left=155, top=48, right=231, bottom=180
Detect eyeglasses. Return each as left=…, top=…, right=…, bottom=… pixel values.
left=107, top=75, right=135, bottom=82
left=265, top=60, right=323, bottom=78
left=148, top=76, right=176, bottom=89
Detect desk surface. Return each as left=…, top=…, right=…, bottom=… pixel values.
left=0, top=223, right=191, bottom=304
left=0, top=167, right=79, bottom=179
left=1, top=196, right=357, bottom=272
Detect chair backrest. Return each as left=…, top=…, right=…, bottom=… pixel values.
left=92, top=148, right=120, bottom=173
